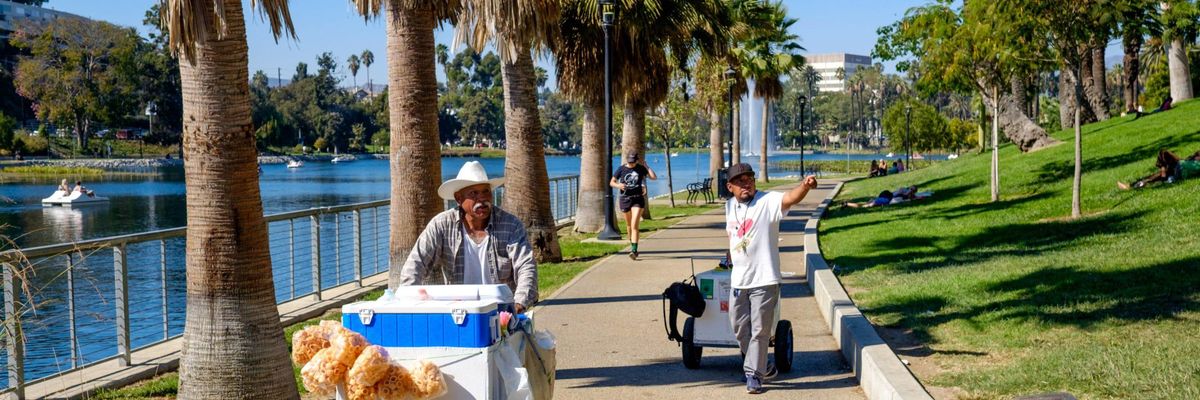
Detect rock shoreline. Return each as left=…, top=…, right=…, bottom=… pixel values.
left=1, top=154, right=397, bottom=170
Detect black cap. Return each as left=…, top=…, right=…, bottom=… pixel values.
left=727, top=163, right=754, bottom=180
left=626, top=152, right=639, bottom=162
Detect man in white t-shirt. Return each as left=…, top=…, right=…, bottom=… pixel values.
left=724, top=163, right=817, bottom=394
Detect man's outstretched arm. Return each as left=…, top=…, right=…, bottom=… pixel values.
left=782, top=175, right=818, bottom=211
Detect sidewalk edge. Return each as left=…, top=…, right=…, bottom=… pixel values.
left=806, top=182, right=934, bottom=400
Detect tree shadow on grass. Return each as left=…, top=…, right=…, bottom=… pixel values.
left=921, top=191, right=1053, bottom=221
left=864, top=256, right=1200, bottom=346
left=831, top=210, right=1146, bottom=275
left=1035, top=131, right=1200, bottom=182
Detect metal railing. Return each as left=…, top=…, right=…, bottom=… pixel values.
left=0, top=174, right=579, bottom=398
left=0, top=200, right=391, bottom=398
left=493, top=175, right=580, bottom=224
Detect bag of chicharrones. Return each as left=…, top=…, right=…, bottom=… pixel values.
left=524, top=329, right=557, bottom=400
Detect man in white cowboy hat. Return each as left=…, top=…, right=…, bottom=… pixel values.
left=397, top=161, right=539, bottom=312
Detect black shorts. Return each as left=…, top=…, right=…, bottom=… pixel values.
left=619, top=195, right=646, bottom=212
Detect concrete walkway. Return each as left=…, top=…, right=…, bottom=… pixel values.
left=535, top=182, right=864, bottom=399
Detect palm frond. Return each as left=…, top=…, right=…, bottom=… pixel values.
left=349, top=0, right=463, bottom=26
left=163, top=0, right=296, bottom=64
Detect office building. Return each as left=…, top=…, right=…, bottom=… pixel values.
left=807, top=53, right=873, bottom=93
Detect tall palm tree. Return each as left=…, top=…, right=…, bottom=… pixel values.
left=734, top=1, right=803, bottom=183
left=161, top=0, right=298, bottom=398
left=456, top=0, right=563, bottom=262
left=1161, top=0, right=1195, bottom=101
left=347, top=53, right=361, bottom=89
left=360, top=49, right=375, bottom=92
left=352, top=0, right=462, bottom=287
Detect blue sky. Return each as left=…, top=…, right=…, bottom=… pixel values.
left=44, top=1, right=922, bottom=86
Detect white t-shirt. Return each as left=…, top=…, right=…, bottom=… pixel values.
left=461, top=226, right=493, bottom=285
left=725, top=191, right=784, bottom=289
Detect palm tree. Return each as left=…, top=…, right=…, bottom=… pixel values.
left=360, top=49, right=375, bottom=93
left=347, top=53, right=361, bottom=90
left=456, top=0, right=563, bottom=262
left=734, top=1, right=802, bottom=182
left=352, top=0, right=462, bottom=287
left=1161, top=1, right=1195, bottom=101
left=161, top=0, right=298, bottom=398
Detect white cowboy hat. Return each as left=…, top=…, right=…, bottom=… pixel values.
left=437, top=161, right=504, bottom=201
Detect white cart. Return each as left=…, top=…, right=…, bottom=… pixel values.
left=680, top=257, right=793, bottom=372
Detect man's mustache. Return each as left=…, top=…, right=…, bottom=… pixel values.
left=473, top=201, right=492, bottom=212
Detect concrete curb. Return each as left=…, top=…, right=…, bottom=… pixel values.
left=805, top=182, right=933, bottom=400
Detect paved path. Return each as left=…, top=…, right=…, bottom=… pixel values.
left=535, top=182, right=864, bottom=399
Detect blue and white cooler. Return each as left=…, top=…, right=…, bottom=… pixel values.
left=339, top=285, right=532, bottom=399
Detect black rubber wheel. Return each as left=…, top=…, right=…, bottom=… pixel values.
left=774, top=320, right=793, bottom=373
left=682, top=317, right=703, bottom=369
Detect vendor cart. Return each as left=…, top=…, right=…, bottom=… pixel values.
left=679, top=257, right=793, bottom=372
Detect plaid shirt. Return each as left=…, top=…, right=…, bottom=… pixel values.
left=398, top=206, right=538, bottom=307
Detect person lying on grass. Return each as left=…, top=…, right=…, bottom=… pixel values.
left=1118, top=149, right=1200, bottom=190
left=844, top=186, right=931, bottom=208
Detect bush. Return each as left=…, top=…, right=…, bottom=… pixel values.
left=0, top=113, right=16, bottom=152
left=371, top=129, right=389, bottom=148
left=313, top=137, right=328, bottom=152
left=15, top=132, right=48, bottom=155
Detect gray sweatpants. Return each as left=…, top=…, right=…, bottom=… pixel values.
left=730, top=284, right=779, bottom=377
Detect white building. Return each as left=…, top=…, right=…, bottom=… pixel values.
left=807, top=53, right=873, bottom=93
left=0, top=0, right=82, bottom=40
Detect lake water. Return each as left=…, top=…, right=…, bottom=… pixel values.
left=0, top=151, right=930, bottom=383
left=1, top=151, right=931, bottom=248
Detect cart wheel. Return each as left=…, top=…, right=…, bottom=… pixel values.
left=774, top=320, right=793, bottom=373
left=682, top=317, right=703, bottom=369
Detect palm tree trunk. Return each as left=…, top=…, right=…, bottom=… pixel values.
left=731, top=100, right=740, bottom=165
left=1167, top=36, right=1194, bottom=101
left=620, top=101, right=646, bottom=160
left=575, top=100, right=607, bottom=232
left=759, top=100, right=769, bottom=183
left=1083, top=43, right=1110, bottom=121
left=385, top=4, right=442, bottom=288
left=708, top=106, right=723, bottom=187
left=501, top=45, right=562, bottom=262
left=1122, top=28, right=1143, bottom=114
left=175, top=1, right=297, bottom=398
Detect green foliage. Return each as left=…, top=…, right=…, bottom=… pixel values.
left=2, top=165, right=104, bottom=177
left=541, top=92, right=581, bottom=148
left=312, top=137, right=328, bottom=152
left=14, top=132, right=47, bottom=155
left=822, top=100, right=1200, bottom=399
left=1141, top=59, right=1171, bottom=109
left=0, top=113, right=16, bottom=152
left=882, top=99, right=947, bottom=152
left=349, top=123, right=367, bottom=152
left=10, top=17, right=143, bottom=147
left=255, top=119, right=281, bottom=151
left=371, top=129, right=389, bottom=148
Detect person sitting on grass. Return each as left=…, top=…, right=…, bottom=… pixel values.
left=869, top=160, right=882, bottom=178
left=1133, top=96, right=1172, bottom=119
left=1117, top=149, right=1197, bottom=190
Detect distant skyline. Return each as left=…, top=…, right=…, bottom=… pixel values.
left=42, top=1, right=926, bottom=87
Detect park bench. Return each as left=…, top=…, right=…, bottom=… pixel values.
left=686, top=177, right=714, bottom=204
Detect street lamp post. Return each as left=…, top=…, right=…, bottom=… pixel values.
left=797, top=95, right=807, bottom=175
left=597, top=0, right=621, bottom=240
left=904, top=103, right=912, bottom=171
left=725, top=67, right=736, bottom=168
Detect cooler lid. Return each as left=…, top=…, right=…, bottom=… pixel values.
left=342, top=299, right=499, bottom=315
left=391, top=284, right=514, bottom=303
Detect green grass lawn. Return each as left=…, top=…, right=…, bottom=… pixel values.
left=819, top=101, right=1200, bottom=399
left=90, top=192, right=742, bottom=399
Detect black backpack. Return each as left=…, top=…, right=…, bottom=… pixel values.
left=662, top=275, right=706, bottom=342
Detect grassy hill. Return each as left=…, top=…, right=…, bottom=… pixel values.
left=820, top=100, right=1200, bottom=399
